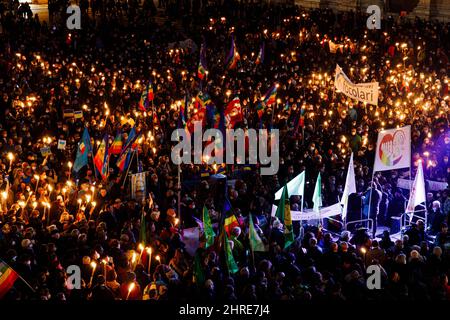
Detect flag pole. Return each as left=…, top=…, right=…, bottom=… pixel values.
left=0, top=259, right=36, bottom=294
left=250, top=245, right=255, bottom=273
left=177, top=162, right=182, bottom=231
left=408, top=164, right=412, bottom=224
left=177, top=101, right=182, bottom=231
left=248, top=214, right=256, bottom=272
left=122, top=150, right=136, bottom=188
left=136, top=149, right=139, bottom=172
left=90, top=152, right=98, bottom=180
left=366, top=169, right=375, bottom=234
left=299, top=193, right=304, bottom=241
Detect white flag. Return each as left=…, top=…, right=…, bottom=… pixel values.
left=406, top=161, right=426, bottom=222
left=274, top=171, right=305, bottom=200
left=341, top=153, right=356, bottom=220
left=373, top=125, right=411, bottom=172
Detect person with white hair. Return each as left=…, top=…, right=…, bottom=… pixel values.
left=270, top=217, right=285, bottom=248
left=231, top=226, right=245, bottom=261
left=429, top=200, right=445, bottom=235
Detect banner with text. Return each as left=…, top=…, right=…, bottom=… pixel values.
left=335, top=64, right=379, bottom=106
left=271, top=203, right=342, bottom=220
left=131, top=172, right=147, bottom=203
left=397, top=178, right=448, bottom=192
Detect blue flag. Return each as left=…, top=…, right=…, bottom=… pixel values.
left=73, top=128, right=92, bottom=173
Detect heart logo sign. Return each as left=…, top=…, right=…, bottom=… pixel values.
left=378, top=130, right=407, bottom=167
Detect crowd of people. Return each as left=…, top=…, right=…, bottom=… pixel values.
left=0, top=0, right=449, bottom=301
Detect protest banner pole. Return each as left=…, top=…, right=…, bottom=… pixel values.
left=366, top=169, right=375, bottom=232
left=299, top=194, right=304, bottom=240
left=177, top=163, right=182, bottom=230
left=90, top=153, right=98, bottom=180
left=408, top=165, right=412, bottom=223
left=250, top=243, right=256, bottom=273
left=136, top=149, right=139, bottom=172
left=122, top=150, right=136, bottom=188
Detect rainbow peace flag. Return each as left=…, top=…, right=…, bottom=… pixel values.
left=198, top=44, right=208, bottom=80
left=262, top=84, right=277, bottom=106
left=116, top=148, right=131, bottom=172
left=94, top=134, right=109, bottom=180
left=206, top=101, right=220, bottom=129
left=179, top=95, right=189, bottom=129
left=109, top=131, right=123, bottom=155
left=138, top=82, right=154, bottom=111
left=147, top=81, right=154, bottom=101
left=0, top=261, right=19, bottom=298
left=225, top=36, right=239, bottom=70
left=139, top=86, right=149, bottom=111
left=256, top=84, right=278, bottom=119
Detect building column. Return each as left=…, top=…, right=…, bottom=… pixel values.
left=430, top=0, right=450, bottom=21
left=295, top=0, right=321, bottom=9
left=411, top=0, right=431, bottom=19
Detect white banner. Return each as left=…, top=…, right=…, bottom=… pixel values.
left=397, top=178, right=448, bottom=191
left=181, top=227, right=200, bottom=257
left=271, top=203, right=342, bottom=221
left=334, top=64, right=379, bottom=106
left=58, top=139, right=66, bottom=150
left=374, top=125, right=411, bottom=172
left=131, top=172, right=147, bottom=203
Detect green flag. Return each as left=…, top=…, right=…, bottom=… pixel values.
left=275, top=185, right=294, bottom=249
left=249, top=213, right=267, bottom=252
left=139, top=209, right=146, bottom=245
left=224, top=233, right=239, bottom=274
left=202, top=206, right=215, bottom=248
left=193, top=249, right=205, bottom=285
left=313, top=173, right=322, bottom=213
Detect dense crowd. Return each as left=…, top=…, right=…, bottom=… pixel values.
left=0, top=0, right=449, bottom=301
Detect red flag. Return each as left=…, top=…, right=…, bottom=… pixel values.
left=224, top=97, right=243, bottom=129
